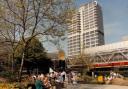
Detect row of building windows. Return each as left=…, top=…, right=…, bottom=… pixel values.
left=83, top=4, right=97, bottom=10
left=83, top=33, right=97, bottom=39
left=68, top=49, right=80, bottom=52
left=68, top=29, right=80, bottom=33
left=68, top=47, right=80, bottom=51
left=68, top=50, right=80, bottom=54
left=82, top=10, right=97, bottom=16
left=84, top=30, right=102, bottom=35
left=83, top=17, right=97, bottom=22
left=68, top=47, right=80, bottom=50
left=68, top=39, right=80, bottom=43
left=83, top=16, right=97, bottom=22
left=68, top=32, right=80, bottom=35
left=68, top=52, right=80, bottom=56
left=82, top=11, right=95, bottom=15
left=85, top=37, right=99, bottom=42
left=68, top=42, right=80, bottom=47
left=85, top=44, right=99, bottom=48
left=84, top=40, right=99, bottom=45
left=68, top=45, right=80, bottom=49
left=68, top=35, right=80, bottom=39
left=68, top=41, right=80, bottom=45
left=83, top=25, right=97, bottom=30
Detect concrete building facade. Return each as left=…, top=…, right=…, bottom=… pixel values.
left=68, top=1, right=104, bottom=58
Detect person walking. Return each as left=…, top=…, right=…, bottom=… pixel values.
left=43, top=75, right=51, bottom=89
left=72, top=71, right=78, bottom=85
left=49, top=72, right=56, bottom=89
left=35, top=76, right=45, bottom=89
left=55, top=72, right=63, bottom=89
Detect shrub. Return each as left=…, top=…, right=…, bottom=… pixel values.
left=0, top=71, right=18, bottom=82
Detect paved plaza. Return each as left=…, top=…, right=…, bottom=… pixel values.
left=63, top=84, right=128, bottom=89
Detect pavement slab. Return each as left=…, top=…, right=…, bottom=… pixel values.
left=63, top=84, right=128, bottom=89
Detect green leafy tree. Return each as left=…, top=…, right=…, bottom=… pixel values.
left=15, top=37, right=46, bottom=61
left=15, top=37, right=51, bottom=74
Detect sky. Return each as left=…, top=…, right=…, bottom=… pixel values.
left=44, top=0, right=128, bottom=54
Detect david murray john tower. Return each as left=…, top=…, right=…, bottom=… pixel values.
left=68, top=1, right=104, bottom=58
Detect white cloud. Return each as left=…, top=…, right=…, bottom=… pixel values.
left=121, top=36, right=128, bottom=41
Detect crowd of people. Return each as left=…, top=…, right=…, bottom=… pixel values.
left=104, top=71, right=124, bottom=82
left=27, top=70, right=78, bottom=89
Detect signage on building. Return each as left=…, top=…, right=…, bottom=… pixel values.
left=93, top=61, right=128, bottom=68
